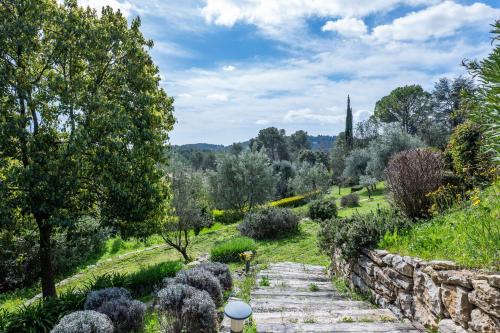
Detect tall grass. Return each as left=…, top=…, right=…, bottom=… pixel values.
left=380, top=181, right=500, bottom=270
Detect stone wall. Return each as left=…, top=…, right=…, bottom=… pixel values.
left=331, top=249, right=500, bottom=332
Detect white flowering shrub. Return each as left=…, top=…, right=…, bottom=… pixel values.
left=50, top=310, right=114, bottom=333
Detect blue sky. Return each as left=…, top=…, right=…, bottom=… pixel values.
left=79, top=0, right=499, bottom=145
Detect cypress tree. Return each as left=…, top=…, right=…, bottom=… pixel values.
left=345, top=95, right=353, bottom=149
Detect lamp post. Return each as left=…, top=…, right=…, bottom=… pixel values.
left=224, top=300, right=252, bottom=333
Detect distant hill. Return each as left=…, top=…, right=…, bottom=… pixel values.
left=175, top=134, right=336, bottom=152
left=308, top=135, right=335, bottom=151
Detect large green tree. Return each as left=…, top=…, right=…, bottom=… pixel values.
left=0, top=1, right=174, bottom=297
left=373, top=85, right=432, bottom=134
left=345, top=95, right=353, bottom=149
left=254, top=127, right=289, bottom=161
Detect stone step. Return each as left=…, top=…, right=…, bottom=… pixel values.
left=250, top=299, right=373, bottom=311
left=261, top=279, right=335, bottom=291
left=251, top=288, right=341, bottom=300
left=256, top=322, right=420, bottom=332
left=257, top=271, right=330, bottom=282
left=252, top=308, right=398, bottom=324
left=267, top=263, right=326, bottom=273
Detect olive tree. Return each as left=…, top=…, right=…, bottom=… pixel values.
left=0, top=1, right=174, bottom=297
left=290, top=162, right=330, bottom=194
left=209, top=151, right=276, bottom=213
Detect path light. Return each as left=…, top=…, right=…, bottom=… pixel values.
left=240, top=251, right=254, bottom=274
left=224, top=300, right=252, bottom=333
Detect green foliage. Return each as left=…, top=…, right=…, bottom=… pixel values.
left=211, top=209, right=243, bottom=224
left=446, top=122, right=493, bottom=186
left=0, top=0, right=175, bottom=296
left=254, top=127, right=289, bottom=161
left=373, top=85, right=432, bottom=134
left=340, top=194, right=360, bottom=208
left=318, top=209, right=414, bottom=260
left=272, top=160, right=296, bottom=198
left=380, top=182, right=500, bottom=270
left=210, top=237, right=256, bottom=263
left=342, top=149, right=370, bottom=185
left=346, top=95, right=354, bottom=149
left=309, top=198, right=338, bottom=221
left=270, top=195, right=307, bottom=208
left=290, top=162, right=330, bottom=194
left=464, top=21, right=500, bottom=164
left=210, top=151, right=276, bottom=213
left=239, top=207, right=300, bottom=240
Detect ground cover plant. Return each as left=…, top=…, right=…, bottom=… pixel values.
left=238, top=207, right=299, bottom=240
left=210, top=237, right=257, bottom=263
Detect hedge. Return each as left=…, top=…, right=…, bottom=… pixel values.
left=210, top=237, right=257, bottom=263
left=270, top=195, right=306, bottom=208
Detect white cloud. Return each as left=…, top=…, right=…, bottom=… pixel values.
left=77, top=0, right=136, bottom=17
left=153, top=41, right=193, bottom=58
left=206, top=93, right=229, bottom=101
left=202, top=0, right=436, bottom=28
left=284, top=108, right=344, bottom=124
left=322, top=18, right=367, bottom=37
left=223, top=65, right=236, bottom=71
left=256, top=119, right=270, bottom=125
left=372, top=1, right=500, bottom=42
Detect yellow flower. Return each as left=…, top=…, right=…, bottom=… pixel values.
left=472, top=198, right=481, bottom=206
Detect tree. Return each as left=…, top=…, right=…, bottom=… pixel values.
left=229, top=143, right=243, bottom=155
left=272, top=160, right=295, bottom=198
left=209, top=151, right=276, bottom=213
left=298, top=150, right=316, bottom=165
left=373, top=85, right=432, bottom=134
left=158, top=162, right=211, bottom=262
left=341, top=149, right=370, bottom=185
left=432, top=76, right=475, bottom=129
left=0, top=1, right=174, bottom=297
left=464, top=21, right=500, bottom=164
left=365, top=126, right=425, bottom=180
left=331, top=132, right=348, bottom=194
left=290, top=162, right=330, bottom=194
left=345, top=95, right=354, bottom=149
left=289, top=130, right=310, bottom=159
left=359, top=175, right=377, bottom=199
left=354, top=118, right=379, bottom=148
left=255, top=127, right=289, bottom=161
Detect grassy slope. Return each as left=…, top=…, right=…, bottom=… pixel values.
left=0, top=184, right=388, bottom=311
left=380, top=181, right=500, bottom=270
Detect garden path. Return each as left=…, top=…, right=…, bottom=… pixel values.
left=246, top=262, right=420, bottom=332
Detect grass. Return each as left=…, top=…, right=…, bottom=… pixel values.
left=332, top=277, right=374, bottom=304
left=0, top=184, right=387, bottom=313
left=210, top=237, right=256, bottom=263
left=380, top=181, right=500, bottom=270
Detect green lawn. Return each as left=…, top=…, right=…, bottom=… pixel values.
left=326, top=182, right=389, bottom=217
left=0, top=185, right=388, bottom=312
left=380, top=181, right=500, bottom=270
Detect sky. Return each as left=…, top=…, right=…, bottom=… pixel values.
left=77, top=0, right=499, bottom=145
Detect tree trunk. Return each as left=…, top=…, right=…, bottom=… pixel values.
left=180, top=248, right=191, bottom=263
left=37, top=218, right=57, bottom=298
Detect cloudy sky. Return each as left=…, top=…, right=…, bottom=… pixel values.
left=78, top=0, right=499, bottom=145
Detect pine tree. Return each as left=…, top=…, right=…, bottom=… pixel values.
left=345, top=95, right=353, bottom=149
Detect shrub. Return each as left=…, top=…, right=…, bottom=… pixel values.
left=50, top=310, right=114, bottom=333
left=340, top=193, right=359, bottom=208
left=210, top=237, right=256, bottom=263
left=85, top=287, right=145, bottom=333
left=350, top=185, right=363, bottom=192
left=270, top=195, right=307, bottom=208
left=174, top=268, right=223, bottom=307
left=238, top=207, right=299, bottom=240
left=156, top=284, right=217, bottom=333
left=386, top=149, right=444, bottom=218
left=318, top=210, right=414, bottom=260
left=211, top=209, right=243, bottom=224
left=84, top=287, right=131, bottom=310
left=197, top=262, right=233, bottom=291
left=309, top=198, right=338, bottom=221
left=182, top=289, right=218, bottom=333
left=97, top=298, right=146, bottom=333
left=87, top=261, right=183, bottom=297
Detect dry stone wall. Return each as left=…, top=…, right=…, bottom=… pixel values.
left=331, top=249, right=500, bottom=332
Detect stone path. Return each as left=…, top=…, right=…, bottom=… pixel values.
left=249, top=262, right=419, bottom=332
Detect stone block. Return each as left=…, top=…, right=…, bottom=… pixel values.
left=438, top=319, right=467, bottom=333
left=469, top=279, right=500, bottom=319
left=392, top=255, right=414, bottom=277
left=486, top=275, right=500, bottom=289
left=469, top=308, right=500, bottom=333
left=441, top=284, right=472, bottom=328
left=383, top=267, right=413, bottom=291
left=437, top=270, right=473, bottom=289
left=414, top=269, right=443, bottom=317
left=427, top=260, right=459, bottom=270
